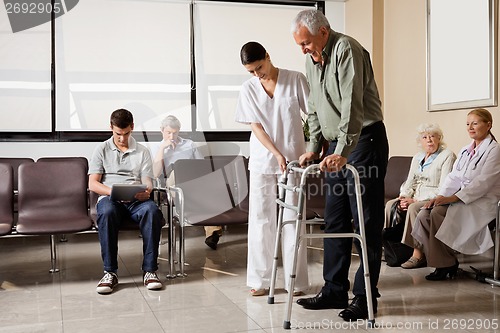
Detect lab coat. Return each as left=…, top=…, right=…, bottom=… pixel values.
left=434, top=135, right=500, bottom=254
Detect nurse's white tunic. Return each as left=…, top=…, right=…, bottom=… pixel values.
left=235, top=69, right=310, bottom=291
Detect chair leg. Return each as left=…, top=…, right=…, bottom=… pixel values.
left=495, top=209, right=499, bottom=281
left=49, top=235, right=59, bottom=273
left=178, top=223, right=187, bottom=277
left=166, top=211, right=177, bottom=279
left=485, top=209, right=500, bottom=287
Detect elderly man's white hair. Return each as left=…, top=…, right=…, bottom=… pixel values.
left=291, top=9, right=330, bottom=35
left=160, top=115, right=181, bottom=130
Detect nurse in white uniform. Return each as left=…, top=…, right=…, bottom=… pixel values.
left=235, top=41, right=309, bottom=296
left=412, top=108, right=500, bottom=281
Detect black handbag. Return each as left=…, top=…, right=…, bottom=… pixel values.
left=382, top=200, right=413, bottom=267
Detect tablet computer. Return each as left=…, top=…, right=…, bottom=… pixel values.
left=110, top=183, right=147, bottom=202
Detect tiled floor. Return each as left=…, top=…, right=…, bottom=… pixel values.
left=1, top=225, right=499, bottom=333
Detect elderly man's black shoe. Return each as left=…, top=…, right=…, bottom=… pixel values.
left=338, top=295, right=377, bottom=321
left=296, top=292, right=348, bottom=310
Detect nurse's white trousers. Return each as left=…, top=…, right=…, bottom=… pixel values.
left=247, top=172, right=309, bottom=292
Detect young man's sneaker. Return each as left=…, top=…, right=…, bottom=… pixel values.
left=96, top=271, right=118, bottom=294
left=144, top=271, right=163, bottom=290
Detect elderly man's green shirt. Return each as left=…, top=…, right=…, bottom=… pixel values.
left=305, top=29, right=383, bottom=157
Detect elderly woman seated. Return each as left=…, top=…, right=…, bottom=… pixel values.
left=411, top=108, right=500, bottom=280
left=385, top=123, right=455, bottom=269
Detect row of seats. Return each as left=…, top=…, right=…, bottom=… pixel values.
left=8, top=155, right=474, bottom=280
left=0, top=157, right=92, bottom=235
left=0, top=155, right=412, bottom=273
left=0, top=155, right=251, bottom=274
left=0, top=157, right=93, bottom=272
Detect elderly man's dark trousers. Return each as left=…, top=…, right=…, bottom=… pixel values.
left=321, top=121, right=388, bottom=299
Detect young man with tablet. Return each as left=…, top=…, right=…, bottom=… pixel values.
left=88, top=108, right=165, bottom=294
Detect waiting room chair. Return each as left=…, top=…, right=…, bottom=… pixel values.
left=384, top=156, right=412, bottom=203
left=472, top=200, right=500, bottom=288
left=16, top=160, right=93, bottom=272
left=37, top=157, right=90, bottom=241
left=494, top=201, right=500, bottom=286
left=169, top=157, right=248, bottom=276
left=208, top=155, right=249, bottom=213
left=0, top=163, right=14, bottom=236
left=37, top=156, right=89, bottom=173
left=0, top=157, right=34, bottom=212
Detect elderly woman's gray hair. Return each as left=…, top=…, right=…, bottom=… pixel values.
left=160, top=115, right=181, bottom=130
left=415, top=123, right=446, bottom=148
left=291, top=9, right=330, bottom=35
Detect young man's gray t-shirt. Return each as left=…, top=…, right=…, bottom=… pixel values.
left=88, top=136, right=154, bottom=188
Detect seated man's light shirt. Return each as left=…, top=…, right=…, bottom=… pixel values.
left=150, top=137, right=203, bottom=177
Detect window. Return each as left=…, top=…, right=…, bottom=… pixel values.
left=193, top=0, right=312, bottom=131
left=55, top=0, right=192, bottom=131
left=0, top=0, right=322, bottom=139
left=427, top=0, right=497, bottom=111
left=0, top=8, right=51, bottom=132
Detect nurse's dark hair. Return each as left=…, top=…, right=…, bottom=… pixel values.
left=240, top=41, right=266, bottom=65
left=110, top=108, right=134, bottom=129
left=468, top=108, right=496, bottom=141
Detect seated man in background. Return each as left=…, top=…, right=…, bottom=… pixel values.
left=150, top=115, right=223, bottom=250
left=89, top=108, right=164, bottom=294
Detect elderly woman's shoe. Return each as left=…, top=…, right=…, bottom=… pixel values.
left=401, top=256, right=427, bottom=269
left=425, top=261, right=459, bottom=281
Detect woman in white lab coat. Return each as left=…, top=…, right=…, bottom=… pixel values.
left=411, top=108, right=500, bottom=281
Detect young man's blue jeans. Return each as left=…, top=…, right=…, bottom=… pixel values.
left=96, top=197, right=164, bottom=273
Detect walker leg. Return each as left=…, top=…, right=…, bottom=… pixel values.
left=268, top=222, right=281, bottom=304
left=283, top=196, right=305, bottom=327
left=349, top=164, right=375, bottom=324
left=283, top=223, right=301, bottom=328
left=269, top=174, right=288, bottom=304
left=359, top=240, right=376, bottom=325
left=269, top=206, right=285, bottom=304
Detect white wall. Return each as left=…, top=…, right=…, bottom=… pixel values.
left=325, top=2, right=346, bottom=32
left=382, top=0, right=499, bottom=157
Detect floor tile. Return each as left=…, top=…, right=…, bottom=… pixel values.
left=1, top=224, right=499, bottom=332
